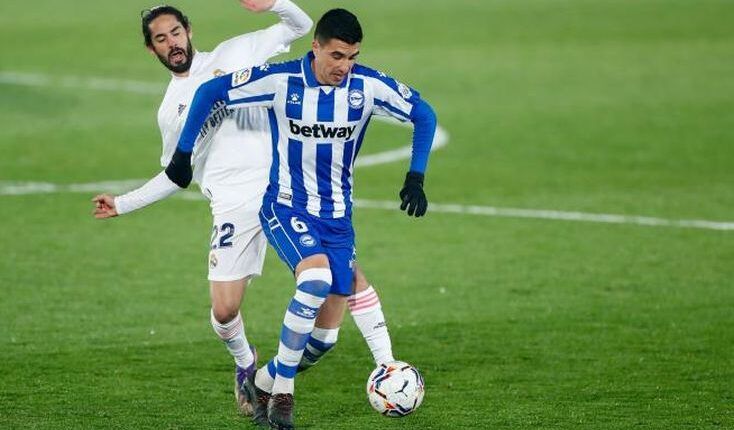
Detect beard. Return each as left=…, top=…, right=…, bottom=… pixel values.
left=157, top=39, right=194, bottom=74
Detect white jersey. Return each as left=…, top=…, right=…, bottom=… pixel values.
left=156, top=0, right=311, bottom=215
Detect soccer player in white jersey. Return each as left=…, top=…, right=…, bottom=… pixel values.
left=165, top=8, right=436, bottom=429
left=91, top=1, right=397, bottom=419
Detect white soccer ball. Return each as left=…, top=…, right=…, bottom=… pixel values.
left=366, top=361, right=425, bottom=417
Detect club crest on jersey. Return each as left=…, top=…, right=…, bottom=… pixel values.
left=231, top=68, right=252, bottom=87
left=209, top=252, right=218, bottom=268
left=213, top=69, right=225, bottom=77
left=348, top=89, right=365, bottom=109
left=397, top=82, right=413, bottom=99
left=287, top=92, right=301, bottom=105
left=299, top=234, right=316, bottom=247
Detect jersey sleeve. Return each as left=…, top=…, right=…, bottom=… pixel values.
left=114, top=171, right=181, bottom=215
left=176, top=67, right=278, bottom=153
left=207, top=0, right=312, bottom=71
left=362, top=68, right=438, bottom=174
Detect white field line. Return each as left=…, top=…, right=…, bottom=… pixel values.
left=1, top=180, right=733, bottom=231
left=2, top=70, right=732, bottom=232
left=0, top=70, right=448, bottom=166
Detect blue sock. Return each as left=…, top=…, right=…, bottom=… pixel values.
left=271, top=268, right=332, bottom=394
left=299, top=327, right=339, bottom=371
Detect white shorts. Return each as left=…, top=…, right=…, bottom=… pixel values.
left=208, top=205, right=267, bottom=282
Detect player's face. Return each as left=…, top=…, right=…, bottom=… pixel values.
left=146, top=14, right=194, bottom=75
left=311, top=38, right=360, bottom=86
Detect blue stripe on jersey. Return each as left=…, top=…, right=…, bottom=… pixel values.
left=316, top=143, right=334, bottom=218
left=347, top=119, right=371, bottom=218
left=354, top=115, right=372, bottom=160
left=228, top=93, right=275, bottom=107
left=340, top=140, right=355, bottom=217
left=267, top=109, right=280, bottom=193
left=287, top=139, right=307, bottom=205
left=285, top=76, right=304, bottom=120
left=374, top=98, right=411, bottom=121
left=351, top=64, right=421, bottom=102
left=348, top=77, right=364, bottom=121
left=246, top=59, right=302, bottom=84
left=317, top=89, right=335, bottom=122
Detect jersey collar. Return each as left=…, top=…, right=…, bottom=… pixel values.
left=301, top=51, right=349, bottom=89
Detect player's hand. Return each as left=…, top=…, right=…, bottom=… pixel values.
left=240, top=0, right=276, bottom=13
left=92, top=194, right=119, bottom=219
left=399, top=171, right=428, bottom=217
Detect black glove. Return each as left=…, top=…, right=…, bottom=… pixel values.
left=399, top=171, right=428, bottom=217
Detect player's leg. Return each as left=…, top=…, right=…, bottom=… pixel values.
left=251, top=202, right=333, bottom=428
left=294, top=262, right=395, bottom=370
left=210, top=279, right=254, bottom=369
left=266, top=254, right=331, bottom=429
left=208, top=207, right=267, bottom=415
left=210, top=278, right=258, bottom=415
left=347, top=264, right=395, bottom=365
left=297, top=293, right=346, bottom=371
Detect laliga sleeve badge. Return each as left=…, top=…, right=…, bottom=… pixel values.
left=397, top=82, right=413, bottom=99
left=232, top=68, right=252, bottom=87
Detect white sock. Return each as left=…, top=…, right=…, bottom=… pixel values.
left=255, top=359, right=277, bottom=393
left=210, top=310, right=254, bottom=368
left=348, top=286, right=394, bottom=364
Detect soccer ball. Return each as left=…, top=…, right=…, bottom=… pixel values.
left=366, top=361, right=425, bottom=417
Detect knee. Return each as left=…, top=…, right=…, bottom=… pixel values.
left=211, top=303, right=239, bottom=324
left=352, top=269, right=370, bottom=294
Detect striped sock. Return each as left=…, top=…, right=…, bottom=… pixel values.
left=348, top=286, right=394, bottom=365
left=210, top=310, right=254, bottom=368
left=254, top=358, right=278, bottom=393
left=271, top=268, right=332, bottom=395
left=299, top=327, right=340, bottom=371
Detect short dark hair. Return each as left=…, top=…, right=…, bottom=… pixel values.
left=314, top=9, right=363, bottom=45
left=141, top=5, right=190, bottom=47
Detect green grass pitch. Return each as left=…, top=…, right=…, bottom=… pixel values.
left=1, top=0, right=733, bottom=428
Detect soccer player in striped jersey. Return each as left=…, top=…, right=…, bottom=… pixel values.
left=165, top=8, right=436, bottom=428
left=92, top=1, right=397, bottom=418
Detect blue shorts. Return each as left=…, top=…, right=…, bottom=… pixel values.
left=259, top=198, right=356, bottom=296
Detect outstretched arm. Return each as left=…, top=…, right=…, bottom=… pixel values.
left=166, top=66, right=277, bottom=187
left=399, top=99, right=437, bottom=217
left=259, top=0, right=313, bottom=41
left=91, top=171, right=181, bottom=219
left=364, top=68, right=438, bottom=217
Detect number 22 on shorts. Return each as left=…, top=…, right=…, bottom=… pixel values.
left=211, top=222, right=235, bottom=249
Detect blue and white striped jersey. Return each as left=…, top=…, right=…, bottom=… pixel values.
left=177, top=51, right=437, bottom=219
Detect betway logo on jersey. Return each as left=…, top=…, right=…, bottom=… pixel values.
left=289, top=120, right=356, bottom=140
